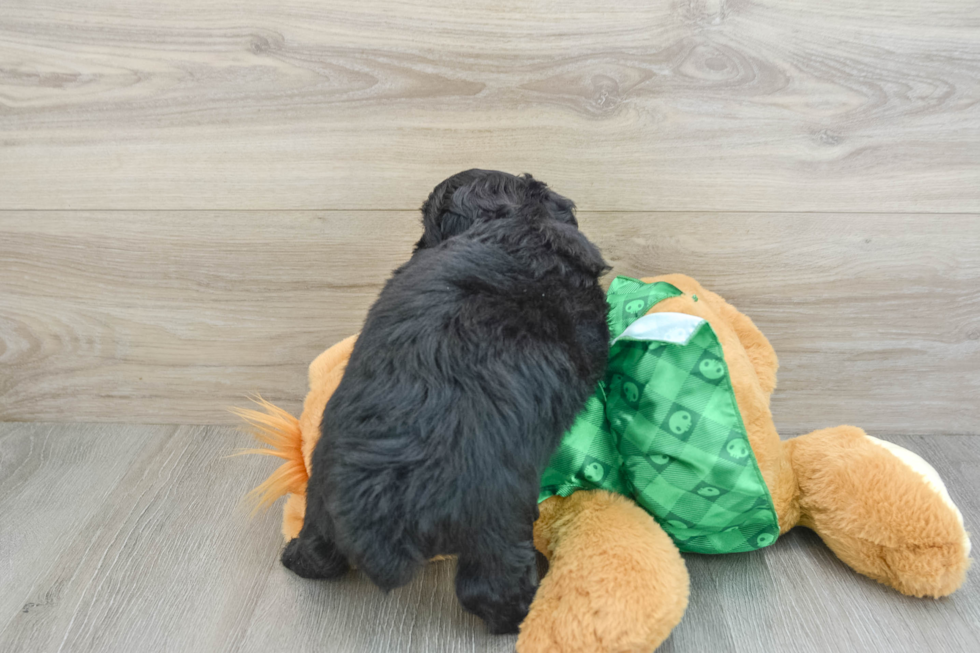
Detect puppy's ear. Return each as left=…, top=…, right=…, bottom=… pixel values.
left=415, top=206, right=471, bottom=251
left=525, top=176, right=578, bottom=227
left=415, top=169, right=486, bottom=251
left=539, top=221, right=609, bottom=277
left=522, top=176, right=601, bottom=272
left=415, top=196, right=451, bottom=251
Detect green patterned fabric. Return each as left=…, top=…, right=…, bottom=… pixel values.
left=539, top=276, right=780, bottom=554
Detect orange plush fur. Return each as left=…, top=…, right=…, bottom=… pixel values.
left=240, top=275, right=970, bottom=653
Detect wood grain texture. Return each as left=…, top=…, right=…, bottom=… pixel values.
left=0, top=423, right=286, bottom=652
left=0, top=422, right=163, bottom=629
left=0, top=212, right=415, bottom=424
left=0, top=423, right=517, bottom=653
left=1, top=0, right=979, bottom=212
left=1, top=424, right=977, bottom=652
left=237, top=553, right=515, bottom=653
left=2, top=212, right=978, bottom=435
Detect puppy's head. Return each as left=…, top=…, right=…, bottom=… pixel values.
left=415, top=169, right=577, bottom=251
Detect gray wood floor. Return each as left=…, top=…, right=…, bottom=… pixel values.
left=1, top=423, right=976, bottom=652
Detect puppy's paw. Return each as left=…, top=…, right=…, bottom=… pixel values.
left=472, top=586, right=535, bottom=636
left=281, top=536, right=349, bottom=580
left=456, top=554, right=538, bottom=635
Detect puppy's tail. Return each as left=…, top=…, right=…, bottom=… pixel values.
left=230, top=396, right=308, bottom=512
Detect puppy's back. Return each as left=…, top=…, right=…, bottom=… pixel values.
left=315, top=217, right=608, bottom=590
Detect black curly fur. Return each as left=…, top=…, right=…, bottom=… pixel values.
left=282, top=170, right=610, bottom=634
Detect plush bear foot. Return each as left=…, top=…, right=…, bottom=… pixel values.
left=789, top=426, right=971, bottom=598
left=518, top=492, right=689, bottom=653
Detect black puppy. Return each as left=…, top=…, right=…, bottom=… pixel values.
left=282, top=170, right=610, bottom=633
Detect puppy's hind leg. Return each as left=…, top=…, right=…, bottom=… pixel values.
left=455, top=535, right=539, bottom=635
left=281, top=495, right=350, bottom=580
left=281, top=535, right=348, bottom=580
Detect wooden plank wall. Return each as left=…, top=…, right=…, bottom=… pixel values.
left=1, top=0, right=979, bottom=436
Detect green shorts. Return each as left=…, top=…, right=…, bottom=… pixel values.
left=539, top=277, right=779, bottom=554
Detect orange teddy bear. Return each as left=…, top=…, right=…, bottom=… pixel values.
left=238, top=274, right=970, bottom=653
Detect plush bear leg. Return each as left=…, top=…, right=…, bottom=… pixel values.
left=785, top=426, right=970, bottom=598
left=282, top=493, right=306, bottom=541
left=518, top=491, right=689, bottom=653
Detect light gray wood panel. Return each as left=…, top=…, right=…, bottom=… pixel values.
left=0, top=423, right=286, bottom=653
left=237, top=557, right=516, bottom=653
left=2, top=212, right=978, bottom=435
left=0, top=423, right=517, bottom=653
left=0, top=212, right=418, bottom=424
left=0, top=423, right=165, bottom=630
left=1, top=0, right=978, bottom=212
left=0, top=425, right=976, bottom=652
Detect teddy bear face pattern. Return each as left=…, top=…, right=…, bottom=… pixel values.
left=668, top=410, right=693, bottom=435
left=538, top=276, right=781, bottom=555
left=698, top=358, right=726, bottom=381
left=583, top=462, right=605, bottom=482
left=623, top=382, right=641, bottom=404
left=607, top=278, right=684, bottom=338
left=625, top=299, right=646, bottom=315
left=726, top=439, right=750, bottom=459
